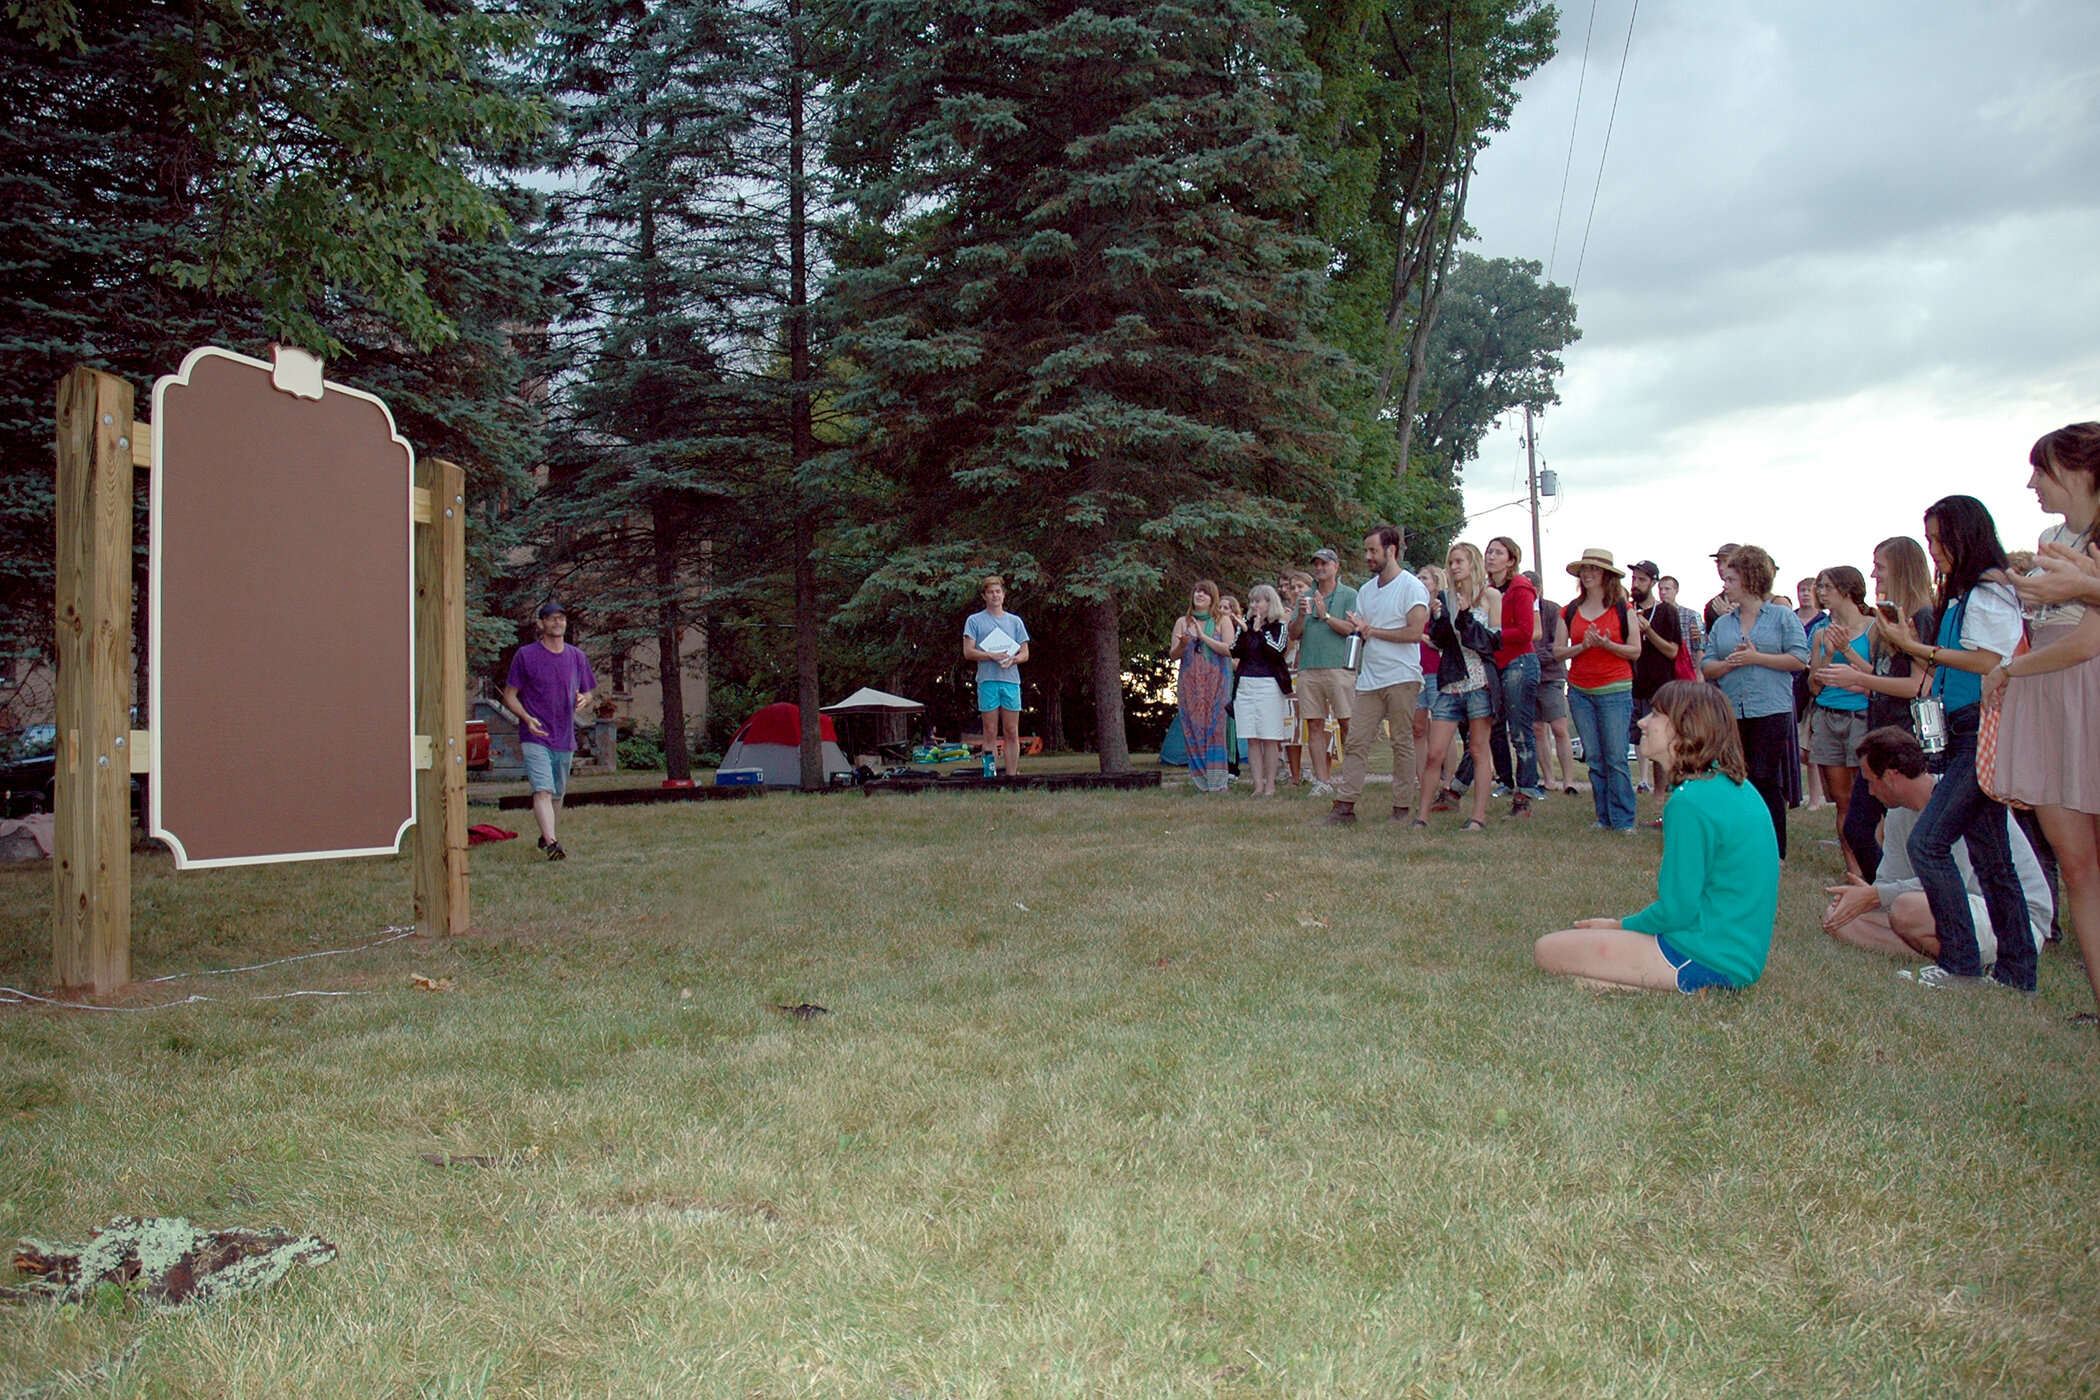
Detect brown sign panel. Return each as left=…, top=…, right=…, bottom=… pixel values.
left=149, top=347, right=415, bottom=868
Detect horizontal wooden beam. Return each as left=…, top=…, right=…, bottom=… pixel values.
left=130, top=420, right=150, bottom=470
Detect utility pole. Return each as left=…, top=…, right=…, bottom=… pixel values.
left=1524, top=403, right=1543, bottom=581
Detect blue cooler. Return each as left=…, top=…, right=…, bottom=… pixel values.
left=714, top=768, right=765, bottom=787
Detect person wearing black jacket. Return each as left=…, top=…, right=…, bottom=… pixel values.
left=1233, top=585, right=1295, bottom=797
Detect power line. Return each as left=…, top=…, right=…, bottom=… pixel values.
left=1570, top=0, right=1640, bottom=297
left=1545, top=0, right=1599, bottom=282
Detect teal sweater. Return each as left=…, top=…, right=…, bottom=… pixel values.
left=1621, top=774, right=1780, bottom=987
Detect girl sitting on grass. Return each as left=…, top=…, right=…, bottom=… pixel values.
left=1534, top=680, right=1781, bottom=993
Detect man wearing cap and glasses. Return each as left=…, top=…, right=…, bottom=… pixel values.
left=1289, top=546, right=1359, bottom=797
left=502, top=600, right=600, bottom=861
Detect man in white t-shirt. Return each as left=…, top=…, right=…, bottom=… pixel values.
left=1324, top=524, right=1431, bottom=826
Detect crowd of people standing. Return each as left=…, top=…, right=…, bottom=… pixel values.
left=1149, top=423, right=2100, bottom=1017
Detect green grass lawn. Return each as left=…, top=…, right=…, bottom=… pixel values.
left=2, top=775, right=2096, bottom=1397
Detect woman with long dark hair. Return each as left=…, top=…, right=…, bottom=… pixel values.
left=1875, top=496, right=2035, bottom=991
left=1703, top=544, right=1810, bottom=858
left=1814, top=537, right=1937, bottom=875
left=1987, top=424, right=2100, bottom=1017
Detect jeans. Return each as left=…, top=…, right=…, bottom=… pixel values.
left=1568, top=686, right=1635, bottom=830
left=1737, top=713, right=1793, bottom=860
left=1454, top=652, right=1541, bottom=796
left=1906, top=705, right=2037, bottom=988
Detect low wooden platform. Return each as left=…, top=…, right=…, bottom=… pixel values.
left=496, top=784, right=764, bottom=811
left=862, top=771, right=1161, bottom=795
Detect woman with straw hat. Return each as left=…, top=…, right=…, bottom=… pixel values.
left=1555, top=548, right=1643, bottom=833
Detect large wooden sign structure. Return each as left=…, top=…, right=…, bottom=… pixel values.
left=53, top=347, right=470, bottom=994
left=151, top=347, right=416, bottom=865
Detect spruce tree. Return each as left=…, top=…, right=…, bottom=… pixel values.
left=826, top=0, right=1350, bottom=770
left=535, top=0, right=836, bottom=782
left=0, top=0, right=543, bottom=663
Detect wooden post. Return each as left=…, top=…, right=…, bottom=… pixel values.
left=53, top=370, right=136, bottom=993
left=413, top=459, right=470, bottom=936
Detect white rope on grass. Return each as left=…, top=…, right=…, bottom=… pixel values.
left=0, top=923, right=418, bottom=1013
left=145, top=925, right=417, bottom=982
left=0, top=988, right=371, bottom=1013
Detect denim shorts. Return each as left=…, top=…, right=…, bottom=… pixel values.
left=520, top=742, right=573, bottom=799
left=1418, top=672, right=1440, bottom=711
left=1429, top=685, right=1494, bottom=724
left=977, top=679, right=1021, bottom=712
left=1656, top=934, right=1736, bottom=994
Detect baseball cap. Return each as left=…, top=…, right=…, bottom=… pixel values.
left=1710, top=543, right=1740, bottom=559
left=1310, top=547, right=1339, bottom=564
left=1629, top=559, right=1661, bottom=578
left=537, top=600, right=567, bottom=618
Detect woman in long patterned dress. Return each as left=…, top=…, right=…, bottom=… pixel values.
left=1170, top=579, right=1237, bottom=792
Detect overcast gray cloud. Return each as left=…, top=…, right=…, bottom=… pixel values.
left=1455, top=0, right=2100, bottom=579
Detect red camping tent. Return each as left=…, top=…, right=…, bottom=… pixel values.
left=735, top=703, right=838, bottom=746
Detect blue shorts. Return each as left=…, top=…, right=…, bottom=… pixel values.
left=1418, top=672, right=1440, bottom=711
left=977, top=679, right=1021, bottom=713
left=1656, top=934, right=1735, bottom=994
left=1430, top=685, right=1494, bottom=724
left=521, top=742, right=573, bottom=799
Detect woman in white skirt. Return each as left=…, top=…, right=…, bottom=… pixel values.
left=1232, top=585, right=1294, bottom=796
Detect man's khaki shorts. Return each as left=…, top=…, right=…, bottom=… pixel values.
left=1296, top=667, right=1355, bottom=723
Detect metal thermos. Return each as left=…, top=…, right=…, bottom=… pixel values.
left=1345, top=633, right=1363, bottom=670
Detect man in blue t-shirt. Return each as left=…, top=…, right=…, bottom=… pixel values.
left=962, top=575, right=1030, bottom=776
left=502, top=601, right=599, bottom=861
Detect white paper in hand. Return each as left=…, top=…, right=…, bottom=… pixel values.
left=978, top=628, right=1019, bottom=662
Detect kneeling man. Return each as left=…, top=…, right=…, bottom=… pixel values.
left=1821, top=726, right=2054, bottom=967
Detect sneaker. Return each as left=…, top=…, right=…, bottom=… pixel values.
left=536, top=835, right=551, bottom=851
left=546, top=841, right=567, bottom=862
left=1428, top=788, right=1459, bottom=814
left=1519, top=787, right=1547, bottom=801
left=1898, top=965, right=1986, bottom=990
left=1309, top=780, right=1335, bottom=798
left=1508, top=794, right=1532, bottom=819
left=1491, top=783, right=1512, bottom=798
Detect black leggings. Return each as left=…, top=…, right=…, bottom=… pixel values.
left=1738, top=713, right=1793, bottom=859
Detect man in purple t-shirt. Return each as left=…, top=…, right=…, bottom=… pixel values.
left=502, top=601, right=599, bottom=861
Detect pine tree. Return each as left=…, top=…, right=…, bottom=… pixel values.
left=826, top=0, right=1351, bottom=770
left=0, top=0, right=543, bottom=662
left=534, top=0, right=837, bottom=782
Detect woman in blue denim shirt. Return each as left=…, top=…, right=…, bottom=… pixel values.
left=1703, top=544, right=1811, bottom=857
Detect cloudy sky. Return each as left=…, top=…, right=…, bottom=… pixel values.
left=1458, top=0, right=2099, bottom=599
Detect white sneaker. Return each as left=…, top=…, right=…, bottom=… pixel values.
left=1898, top=965, right=1987, bottom=990
left=1309, top=780, right=1334, bottom=798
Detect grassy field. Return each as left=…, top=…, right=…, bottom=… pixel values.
left=2, top=767, right=2096, bottom=1398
